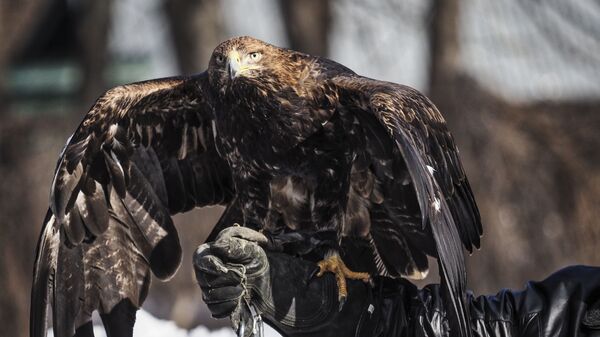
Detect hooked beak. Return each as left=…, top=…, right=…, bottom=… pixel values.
left=228, top=50, right=243, bottom=80
left=227, top=50, right=259, bottom=80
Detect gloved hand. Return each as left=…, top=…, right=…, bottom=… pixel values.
left=193, top=226, right=373, bottom=337
left=194, top=226, right=270, bottom=335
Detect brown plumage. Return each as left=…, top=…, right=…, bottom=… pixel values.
left=32, top=36, right=481, bottom=337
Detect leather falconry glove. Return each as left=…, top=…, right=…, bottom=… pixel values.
left=194, top=226, right=373, bottom=337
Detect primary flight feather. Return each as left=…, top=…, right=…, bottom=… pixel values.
left=32, top=36, right=481, bottom=337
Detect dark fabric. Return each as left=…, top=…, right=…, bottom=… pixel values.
left=194, top=228, right=600, bottom=337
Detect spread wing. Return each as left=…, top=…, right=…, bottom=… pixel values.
left=31, top=73, right=235, bottom=337
left=332, top=74, right=481, bottom=337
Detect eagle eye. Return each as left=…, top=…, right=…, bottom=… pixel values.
left=249, top=52, right=262, bottom=62
left=215, top=54, right=225, bottom=65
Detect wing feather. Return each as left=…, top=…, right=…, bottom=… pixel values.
left=30, top=211, right=57, bottom=337
left=31, top=72, right=235, bottom=337
left=332, top=74, right=481, bottom=337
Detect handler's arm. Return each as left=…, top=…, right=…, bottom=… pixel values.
left=194, top=227, right=600, bottom=337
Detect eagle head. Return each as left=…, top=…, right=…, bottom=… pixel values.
left=207, top=36, right=317, bottom=98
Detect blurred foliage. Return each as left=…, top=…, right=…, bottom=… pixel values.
left=0, top=0, right=599, bottom=336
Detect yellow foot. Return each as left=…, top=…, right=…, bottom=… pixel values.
left=316, top=254, right=370, bottom=309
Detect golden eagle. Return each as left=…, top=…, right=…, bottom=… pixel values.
left=31, top=36, right=481, bottom=337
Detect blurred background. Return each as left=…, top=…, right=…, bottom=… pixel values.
left=1, top=0, right=599, bottom=335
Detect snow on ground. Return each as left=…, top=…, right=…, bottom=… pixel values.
left=48, top=309, right=281, bottom=337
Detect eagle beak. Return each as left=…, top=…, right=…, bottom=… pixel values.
left=228, top=50, right=243, bottom=80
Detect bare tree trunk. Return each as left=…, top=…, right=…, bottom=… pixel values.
left=75, top=0, right=112, bottom=105
left=427, top=0, right=460, bottom=96
left=165, top=0, right=226, bottom=74
left=0, top=1, right=8, bottom=113
left=0, top=0, right=52, bottom=113
left=279, top=0, right=331, bottom=56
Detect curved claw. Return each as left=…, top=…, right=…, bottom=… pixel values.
left=315, top=254, right=371, bottom=311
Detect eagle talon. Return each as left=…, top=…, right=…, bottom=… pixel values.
left=308, top=266, right=320, bottom=281
left=338, top=296, right=347, bottom=312
left=315, top=254, right=371, bottom=310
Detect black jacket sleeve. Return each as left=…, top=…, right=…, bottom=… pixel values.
left=466, top=265, right=600, bottom=337
left=194, top=228, right=600, bottom=337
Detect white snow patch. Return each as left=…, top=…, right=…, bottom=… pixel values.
left=48, top=309, right=281, bottom=337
